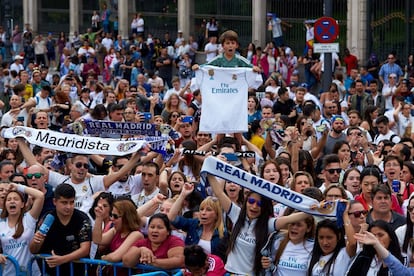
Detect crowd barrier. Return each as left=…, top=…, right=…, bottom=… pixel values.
left=0, top=254, right=183, bottom=276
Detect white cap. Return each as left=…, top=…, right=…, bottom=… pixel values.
left=14, top=55, right=24, bottom=60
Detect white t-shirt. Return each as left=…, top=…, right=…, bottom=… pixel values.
left=395, top=113, right=413, bottom=136
left=373, top=130, right=400, bottom=145
left=131, top=187, right=160, bottom=208
left=310, top=247, right=351, bottom=276
left=204, top=43, right=218, bottom=62
left=194, top=66, right=262, bottom=133
left=271, top=234, right=314, bottom=276
left=0, top=213, right=40, bottom=275
left=225, top=202, right=277, bottom=275
left=106, top=174, right=143, bottom=197
left=48, top=171, right=105, bottom=213
left=382, top=84, right=397, bottom=111
left=136, top=18, right=144, bottom=33
left=319, top=53, right=339, bottom=72
left=101, top=38, right=114, bottom=52
left=395, top=224, right=411, bottom=266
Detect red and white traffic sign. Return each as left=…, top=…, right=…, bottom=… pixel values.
left=314, top=17, right=339, bottom=43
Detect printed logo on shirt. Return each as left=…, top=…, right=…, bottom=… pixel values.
left=279, top=256, right=308, bottom=270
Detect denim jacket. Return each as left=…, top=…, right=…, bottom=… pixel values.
left=172, top=216, right=223, bottom=256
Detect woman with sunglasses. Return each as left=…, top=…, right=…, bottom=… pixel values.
left=347, top=220, right=403, bottom=275
left=0, top=182, right=44, bottom=275
left=168, top=183, right=226, bottom=258
left=347, top=200, right=368, bottom=234
left=395, top=195, right=414, bottom=266
left=207, top=173, right=310, bottom=275
left=93, top=199, right=143, bottom=275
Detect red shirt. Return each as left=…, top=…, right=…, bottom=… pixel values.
left=344, top=54, right=358, bottom=76
left=132, top=235, right=184, bottom=259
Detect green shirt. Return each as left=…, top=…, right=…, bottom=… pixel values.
left=206, top=53, right=253, bottom=68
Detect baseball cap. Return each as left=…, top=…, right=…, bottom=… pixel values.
left=14, top=55, right=24, bottom=60
left=331, top=115, right=345, bottom=124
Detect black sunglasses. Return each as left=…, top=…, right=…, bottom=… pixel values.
left=75, top=162, right=89, bottom=169
left=327, top=168, right=342, bottom=174
left=110, top=213, right=121, bottom=219
left=348, top=210, right=368, bottom=218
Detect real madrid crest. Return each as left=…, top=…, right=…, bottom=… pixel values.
left=232, top=74, right=237, bottom=80
left=208, top=69, right=214, bottom=80
left=82, top=185, right=88, bottom=192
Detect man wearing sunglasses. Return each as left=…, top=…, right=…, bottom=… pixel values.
left=26, top=164, right=55, bottom=218
left=18, top=138, right=144, bottom=213
left=319, top=154, right=353, bottom=200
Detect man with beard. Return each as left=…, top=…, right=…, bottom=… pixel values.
left=323, top=115, right=347, bottom=155
left=349, top=79, right=373, bottom=116
left=319, top=154, right=352, bottom=200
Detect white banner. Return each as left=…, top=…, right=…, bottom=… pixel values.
left=201, top=156, right=340, bottom=217
left=1, top=127, right=147, bottom=156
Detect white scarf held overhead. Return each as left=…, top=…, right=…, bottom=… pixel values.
left=201, top=156, right=340, bottom=217
left=1, top=127, right=147, bottom=156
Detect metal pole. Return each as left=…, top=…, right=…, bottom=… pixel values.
left=406, top=0, right=412, bottom=63
left=322, top=0, right=333, bottom=92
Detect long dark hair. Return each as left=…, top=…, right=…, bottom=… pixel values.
left=308, top=219, right=345, bottom=275
left=403, top=196, right=414, bottom=252
left=1, top=190, right=26, bottom=239
left=227, top=191, right=273, bottom=275
left=347, top=220, right=403, bottom=275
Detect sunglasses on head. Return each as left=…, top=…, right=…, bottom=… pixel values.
left=75, top=162, right=89, bottom=169
left=247, top=197, right=262, bottom=207
left=327, top=168, right=342, bottom=174
left=110, top=213, right=121, bottom=219
left=26, top=173, right=43, bottom=179
left=348, top=210, right=368, bottom=218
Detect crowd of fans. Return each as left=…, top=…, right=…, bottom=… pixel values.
left=1, top=7, right=414, bottom=276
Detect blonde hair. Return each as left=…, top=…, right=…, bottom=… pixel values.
left=199, top=197, right=224, bottom=238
